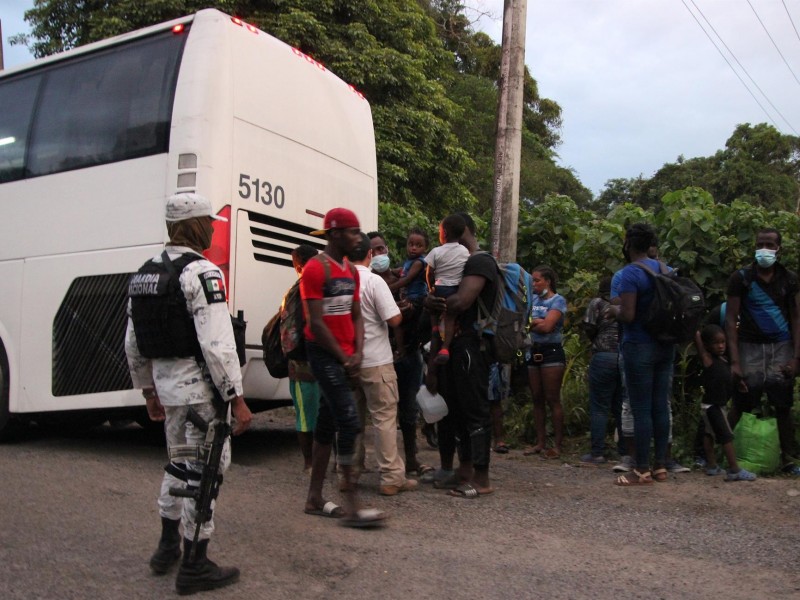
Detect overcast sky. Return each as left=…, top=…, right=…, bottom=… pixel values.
left=3, top=1, right=800, bottom=196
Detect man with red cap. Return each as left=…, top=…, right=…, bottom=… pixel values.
left=301, top=208, right=386, bottom=527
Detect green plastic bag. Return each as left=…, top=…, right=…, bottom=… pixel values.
left=732, top=412, right=781, bottom=475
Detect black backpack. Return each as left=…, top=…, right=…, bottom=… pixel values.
left=262, top=311, right=289, bottom=378
left=633, top=261, right=705, bottom=344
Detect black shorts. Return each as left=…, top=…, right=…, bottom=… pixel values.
left=526, top=343, right=565, bottom=367
left=702, top=404, right=734, bottom=445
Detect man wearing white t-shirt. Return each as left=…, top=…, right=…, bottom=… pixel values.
left=351, top=233, right=419, bottom=496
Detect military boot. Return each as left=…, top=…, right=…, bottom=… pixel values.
left=175, top=538, right=240, bottom=596
left=149, top=517, right=181, bottom=575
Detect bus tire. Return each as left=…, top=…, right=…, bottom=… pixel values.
left=0, top=343, right=17, bottom=441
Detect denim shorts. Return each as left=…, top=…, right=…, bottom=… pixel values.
left=735, top=340, right=794, bottom=409
left=526, top=343, right=565, bottom=368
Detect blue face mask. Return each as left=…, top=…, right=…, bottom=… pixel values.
left=370, top=254, right=391, bottom=273
left=755, top=249, right=777, bottom=268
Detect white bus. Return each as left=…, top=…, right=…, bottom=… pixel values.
left=0, top=9, right=378, bottom=435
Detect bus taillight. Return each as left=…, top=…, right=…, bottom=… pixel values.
left=203, top=205, right=232, bottom=297
left=172, top=24, right=185, bottom=34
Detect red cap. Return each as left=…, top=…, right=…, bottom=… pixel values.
left=310, top=207, right=360, bottom=236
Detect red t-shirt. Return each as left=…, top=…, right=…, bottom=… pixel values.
left=300, top=254, right=360, bottom=356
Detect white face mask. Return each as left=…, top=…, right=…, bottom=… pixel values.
left=370, top=254, right=391, bottom=273
left=755, top=249, right=777, bottom=268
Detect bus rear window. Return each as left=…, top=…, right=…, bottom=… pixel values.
left=0, top=75, right=41, bottom=183
left=0, top=28, right=187, bottom=182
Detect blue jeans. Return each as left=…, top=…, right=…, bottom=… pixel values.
left=621, top=341, right=674, bottom=471
left=588, top=352, right=624, bottom=457
left=305, top=342, right=361, bottom=466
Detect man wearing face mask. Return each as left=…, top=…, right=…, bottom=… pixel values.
left=725, top=227, right=800, bottom=475
left=125, top=192, right=252, bottom=594
left=367, top=231, right=434, bottom=475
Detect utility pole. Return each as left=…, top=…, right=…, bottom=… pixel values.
left=490, top=0, right=527, bottom=261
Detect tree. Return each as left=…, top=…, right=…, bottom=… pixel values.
left=602, top=123, right=800, bottom=212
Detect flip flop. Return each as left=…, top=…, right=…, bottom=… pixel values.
left=614, top=469, right=653, bottom=486
left=522, top=447, right=543, bottom=456
left=339, top=508, right=388, bottom=529
left=493, top=443, right=510, bottom=454
left=406, top=463, right=435, bottom=476
left=542, top=448, right=561, bottom=460
left=448, top=482, right=494, bottom=499
left=653, top=468, right=668, bottom=482
left=304, top=501, right=344, bottom=518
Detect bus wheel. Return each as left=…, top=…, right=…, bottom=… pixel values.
left=0, top=344, right=18, bottom=441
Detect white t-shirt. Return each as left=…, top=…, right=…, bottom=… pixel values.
left=356, top=265, right=401, bottom=368
left=425, top=242, right=469, bottom=286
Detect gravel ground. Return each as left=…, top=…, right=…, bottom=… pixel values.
left=1, top=410, right=799, bottom=600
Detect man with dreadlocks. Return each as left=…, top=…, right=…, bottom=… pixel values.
left=125, top=192, right=252, bottom=595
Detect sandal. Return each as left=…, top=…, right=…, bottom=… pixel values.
left=614, top=469, right=653, bottom=486
left=406, top=463, right=435, bottom=476
left=542, top=448, right=561, bottom=460
left=493, top=443, right=510, bottom=454
left=447, top=482, right=494, bottom=499
left=653, top=468, right=668, bottom=482
left=339, top=508, right=388, bottom=529
left=523, top=446, right=544, bottom=456
left=304, top=501, right=343, bottom=518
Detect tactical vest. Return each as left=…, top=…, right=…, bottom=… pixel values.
left=129, top=251, right=204, bottom=359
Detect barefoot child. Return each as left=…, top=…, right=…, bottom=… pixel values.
left=694, top=324, right=757, bottom=482
left=424, top=214, right=469, bottom=365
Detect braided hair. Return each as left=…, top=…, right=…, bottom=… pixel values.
left=625, top=223, right=658, bottom=254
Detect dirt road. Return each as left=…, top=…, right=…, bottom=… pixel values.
left=1, top=412, right=798, bottom=599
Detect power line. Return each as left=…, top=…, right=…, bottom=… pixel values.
left=680, top=0, right=783, bottom=132
left=747, top=0, right=800, bottom=88
left=689, top=0, right=798, bottom=134
left=781, top=0, right=800, bottom=44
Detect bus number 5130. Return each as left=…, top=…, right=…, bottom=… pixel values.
left=238, top=173, right=285, bottom=208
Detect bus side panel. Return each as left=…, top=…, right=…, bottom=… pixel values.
left=19, top=245, right=161, bottom=413
left=0, top=260, right=24, bottom=412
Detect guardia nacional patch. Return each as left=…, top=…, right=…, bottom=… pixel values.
left=199, top=271, right=226, bottom=304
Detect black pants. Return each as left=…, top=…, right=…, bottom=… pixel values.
left=439, top=334, right=492, bottom=469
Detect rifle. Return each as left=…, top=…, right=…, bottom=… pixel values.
left=169, top=406, right=231, bottom=560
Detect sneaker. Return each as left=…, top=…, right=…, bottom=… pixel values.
left=705, top=465, right=724, bottom=476
left=693, top=456, right=708, bottom=469
left=612, top=455, right=634, bottom=473
left=781, top=463, right=800, bottom=476
left=579, top=453, right=608, bottom=466
left=666, top=458, right=690, bottom=473
left=725, top=468, right=757, bottom=482
left=421, top=468, right=453, bottom=484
